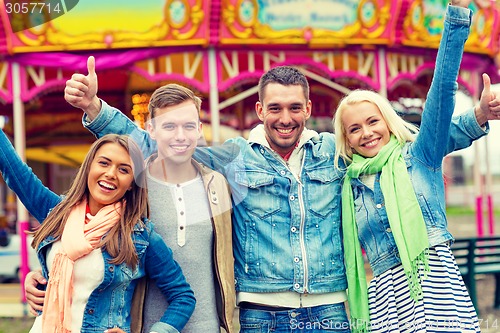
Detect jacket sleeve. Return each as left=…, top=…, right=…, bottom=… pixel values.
left=193, top=139, right=242, bottom=176
left=0, top=129, right=60, bottom=223
left=446, top=108, right=489, bottom=153
left=143, top=228, right=196, bottom=332
left=412, top=5, right=472, bottom=168
left=82, top=100, right=158, bottom=159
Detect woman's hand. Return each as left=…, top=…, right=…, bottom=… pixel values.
left=450, top=0, right=473, bottom=8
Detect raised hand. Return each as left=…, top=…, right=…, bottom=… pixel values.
left=64, top=56, right=101, bottom=120
left=475, top=73, right=500, bottom=125
left=450, top=0, right=473, bottom=8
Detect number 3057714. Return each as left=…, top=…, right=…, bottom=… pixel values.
left=5, top=2, right=61, bottom=14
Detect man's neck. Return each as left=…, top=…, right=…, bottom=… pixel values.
left=274, top=141, right=300, bottom=162
left=149, top=157, right=198, bottom=184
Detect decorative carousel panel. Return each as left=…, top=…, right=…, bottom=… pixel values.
left=2, top=0, right=209, bottom=53
left=0, top=61, right=11, bottom=104
left=400, top=0, right=499, bottom=55
left=219, top=0, right=399, bottom=46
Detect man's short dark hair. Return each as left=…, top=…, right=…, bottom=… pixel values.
left=258, top=66, right=310, bottom=102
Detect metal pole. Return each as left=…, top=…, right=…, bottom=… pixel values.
left=12, top=62, right=29, bottom=314
left=208, top=47, right=220, bottom=145
left=378, top=48, right=388, bottom=98
left=473, top=140, right=484, bottom=237
left=484, top=135, right=495, bottom=235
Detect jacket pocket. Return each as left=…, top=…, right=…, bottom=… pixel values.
left=235, top=169, right=281, bottom=219
left=305, top=167, right=342, bottom=218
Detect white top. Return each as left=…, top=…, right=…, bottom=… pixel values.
left=30, top=241, right=104, bottom=333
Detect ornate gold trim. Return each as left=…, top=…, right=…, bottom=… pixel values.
left=12, top=0, right=206, bottom=50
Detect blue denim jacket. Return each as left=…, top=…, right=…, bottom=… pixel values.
left=349, top=6, right=477, bottom=277
left=0, top=130, right=195, bottom=333
left=83, top=23, right=486, bottom=293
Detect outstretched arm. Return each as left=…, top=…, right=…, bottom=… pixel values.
left=413, top=2, right=472, bottom=166
left=0, top=130, right=60, bottom=223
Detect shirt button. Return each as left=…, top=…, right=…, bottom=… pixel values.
left=291, top=226, right=297, bottom=232
left=376, top=204, right=382, bottom=209
left=108, top=266, right=114, bottom=272
left=280, top=170, right=286, bottom=176
left=294, top=283, right=300, bottom=289
left=290, top=195, right=295, bottom=201
left=386, top=227, right=392, bottom=233
left=290, top=312, right=298, bottom=318
left=294, top=257, right=300, bottom=263
left=88, top=309, right=94, bottom=314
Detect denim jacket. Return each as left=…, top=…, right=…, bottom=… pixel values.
left=83, top=99, right=485, bottom=297
left=0, top=130, right=195, bottom=333
left=349, top=5, right=478, bottom=277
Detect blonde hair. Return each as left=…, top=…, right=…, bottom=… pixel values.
left=32, top=134, right=149, bottom=269
left=333, top=90, right=419, bottom=169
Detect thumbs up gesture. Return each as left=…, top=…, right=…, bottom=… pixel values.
left=64, top=56, right=101, bottom=120
left=474, top=73, right=500, bottom=126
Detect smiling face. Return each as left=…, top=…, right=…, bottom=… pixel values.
left=256, top=83, right=311, bottom=156
left=87, top=142, right=134, bottom=214
left=341, top=101, right=391, bottom=158
left=147, top=100, right=202, bottom=168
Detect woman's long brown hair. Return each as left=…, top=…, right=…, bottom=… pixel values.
left=32, top=134, right=149, bottom=269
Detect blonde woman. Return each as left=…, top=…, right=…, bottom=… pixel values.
left=333, top=1, right=497, bottom=332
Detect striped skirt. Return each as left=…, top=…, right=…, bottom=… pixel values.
left=367, top=244, right=480, bottom=332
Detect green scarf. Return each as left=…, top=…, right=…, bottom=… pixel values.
left=342, top=135, right=429, bottom=333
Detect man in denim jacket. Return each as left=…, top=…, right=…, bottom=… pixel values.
left=62, top=26, right=493, bottom=332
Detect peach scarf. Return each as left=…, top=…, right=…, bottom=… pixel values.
left=42, top=199, right=122, bottom=333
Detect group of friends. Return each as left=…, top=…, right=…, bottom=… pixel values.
left=1, top=1, right=500, bottom=332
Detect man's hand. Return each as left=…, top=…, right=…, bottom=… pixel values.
left=475, top=73, right=500, bottom=126
left=64, top=56, right=101, bottom=120
left=24, top=270, right=46, bottom=316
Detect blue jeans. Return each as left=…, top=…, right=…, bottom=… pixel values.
left=239, top=303, right=351, bottom=332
